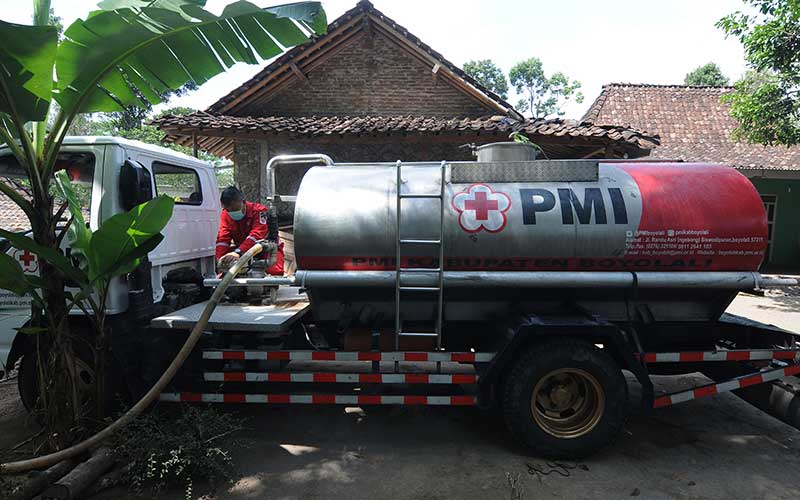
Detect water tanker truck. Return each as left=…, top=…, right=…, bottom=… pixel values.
left=4, top=139, right=799, bottom=458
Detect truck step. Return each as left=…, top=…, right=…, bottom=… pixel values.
left=640, top=348, right=800, bottom=363
left=654, top=362, right=800, bottom=408
left=203, top=372, right=477, bottom=384
left=202, top=350, right=494, bottom=363
left=160, top=393, right=476, bottom=405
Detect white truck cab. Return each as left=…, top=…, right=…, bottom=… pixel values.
left=0, top=136, right=220, bottom=376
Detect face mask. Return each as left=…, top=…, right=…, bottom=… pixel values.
left=228, top=206, right=245, bottom=221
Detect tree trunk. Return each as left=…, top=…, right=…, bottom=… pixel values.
left=83, top=462, right=132, bottom=498
left=6, top=458, right=79, bottom=500
left=42, top=447, right=116, bottom=500
left=30, top=190, right=78, bottom=450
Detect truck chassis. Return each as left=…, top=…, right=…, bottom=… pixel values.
left=152, top=287, right=800, bottom=457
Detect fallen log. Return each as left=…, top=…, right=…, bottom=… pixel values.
left=42, top=447, right=115, bottom=500
left=7, top=458, right=79, bottom=500
left=83, top=462, right=132, bottom=499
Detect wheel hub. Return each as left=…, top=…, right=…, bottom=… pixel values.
left=531, top=368, right=605, bottom=439
left=550, top=384, right=574, bottom=409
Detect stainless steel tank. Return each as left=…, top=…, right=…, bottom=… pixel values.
left=293, top=160, right=768, bottom=325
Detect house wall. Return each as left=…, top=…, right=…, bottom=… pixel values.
left=232, top=140, right=270, bottom=205
left=749, top=178, right=800, bottom=272
left=233, top=139, right=476, bottom=223
left=246, top=30, right=492, bottom=118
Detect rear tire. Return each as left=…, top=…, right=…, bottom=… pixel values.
left=502, top=339, right=628, bottom=458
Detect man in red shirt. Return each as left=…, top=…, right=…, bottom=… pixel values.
left=216, top=187, right=284, bottom=275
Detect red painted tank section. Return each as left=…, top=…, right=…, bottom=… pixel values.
left=619, top=163, right=767, bottom=271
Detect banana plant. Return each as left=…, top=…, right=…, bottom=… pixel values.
left=0, top=175, right=174, bottom=412
left=0, top=0, right=326, bottom=449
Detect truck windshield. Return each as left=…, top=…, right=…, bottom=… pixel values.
left=0, top=153, right=95, bottom=228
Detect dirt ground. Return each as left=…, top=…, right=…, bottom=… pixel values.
left=1, top=289, right=799, bottom=500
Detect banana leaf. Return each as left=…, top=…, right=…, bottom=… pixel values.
left=55, top=1, right=326, bottom=115
left=0, top=21, right=58, bottom=123
left=87, top=195, right=174, bottom=281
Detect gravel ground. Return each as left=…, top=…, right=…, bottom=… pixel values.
left=1, top=290, right=799, bottom=500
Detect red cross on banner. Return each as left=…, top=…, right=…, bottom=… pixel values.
left=13, top=249, right=38, bottom=273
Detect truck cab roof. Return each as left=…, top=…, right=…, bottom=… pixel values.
left=59, top=136, right=214, bottom=170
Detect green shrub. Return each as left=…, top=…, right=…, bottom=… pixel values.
left=113, top=405, right=247, bottom=498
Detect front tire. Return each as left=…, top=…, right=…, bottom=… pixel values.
left=18, top=353, right=38, bottom=411
left=502, top=339, right=628, bottom=458
left=18, top=349, right=112, bottom=414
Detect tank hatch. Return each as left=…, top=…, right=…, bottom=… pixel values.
left=450, top=160, right=599, bottom=183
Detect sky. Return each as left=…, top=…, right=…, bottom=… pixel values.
left=1, top=0, right=753, bottom=119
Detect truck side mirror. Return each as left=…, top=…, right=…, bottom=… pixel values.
left=119, top=160, right=153, bottom=211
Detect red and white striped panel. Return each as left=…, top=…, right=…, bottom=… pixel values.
left=203, top=372, right=478, bottom=384
left=202, top=350, right=494, bottom=363
left=653, top=363, right=800, bottom=408
left=641, top=349, right=800, bottom=363
left=160, top=393, right=476, bottom=406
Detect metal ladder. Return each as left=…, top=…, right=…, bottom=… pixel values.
left=395, top=160, right=447, bottom=350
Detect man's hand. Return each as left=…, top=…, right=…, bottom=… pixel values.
left=218, top=252, right=240, bottom=268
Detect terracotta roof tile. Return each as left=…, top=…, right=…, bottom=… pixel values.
left=0, top=178, right=31, bottom=232
left=154, top=112, right=660, bottom=151
left=0, top=178, right=92, bottom=234
left=583, top=83, right=800, bottom=170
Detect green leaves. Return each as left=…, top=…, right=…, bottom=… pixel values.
left=54, top=170, right=91, bottom=258
left=0, top=21, right=58, bottom=123
left=463, top=59, right=509, bottom=100
left=88, top=195, right=174, bottom=280
left=0, top=227, right=87, bottom=285
left=0, top=186, right=174, bottom=302
left=684, top=62, right=730, bottom=87
left=0, top=252, right=34, bottom=295
left=54, top=1, right=326, bottom=115
left=509, top=57, right=582, bottom=119
left=717, top=0, right=800, bottom=146
left=722, top=70, right=800, bottom=146
left=54, top=168, right=175, bottom=283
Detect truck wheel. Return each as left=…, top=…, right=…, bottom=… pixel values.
left=502, top=339, right=628, bottom=458
left=18, top=354, right=38, bottom=411
left=18, top=351, right=100, bottom=413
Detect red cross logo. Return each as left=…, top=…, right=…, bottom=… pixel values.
left=452, top=184, right=511, bottom=233
left=14, top=249, right=38, bottom=273
left=464, top=191, right=499, bottom=220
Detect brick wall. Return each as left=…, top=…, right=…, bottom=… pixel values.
left=232, top=140, right=269, bottom=203
left=247, top=31, right=492, bottom=118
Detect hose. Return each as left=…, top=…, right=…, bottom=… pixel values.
left=0, top=243, right=264, bottom=474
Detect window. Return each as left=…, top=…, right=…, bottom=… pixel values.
left=761, top=194, right=777, bottom=263
left=0, top=152, right=95, bottom=220
left=153, top=162, right=202, bottom=205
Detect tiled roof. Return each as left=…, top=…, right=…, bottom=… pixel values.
left=583, top=83, right=800, bottom=170
left=0, top=178, right=92, bottom=233
left=0, top=178, right=32, bottom=232
left=154, top=112, right=659, bottom=152
left=207, top=0, right=517, bottom=117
